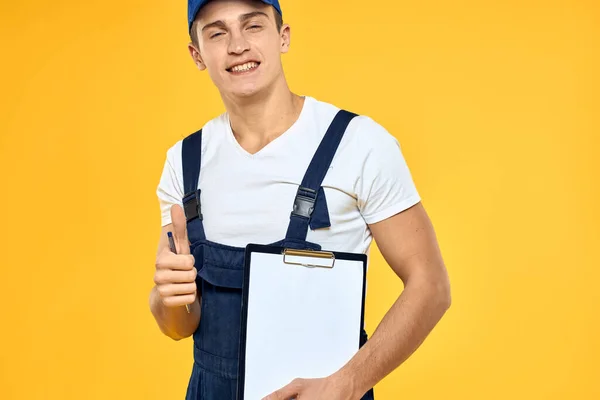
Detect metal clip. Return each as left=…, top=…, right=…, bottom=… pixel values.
left=283, top=248, right=335, bottom=268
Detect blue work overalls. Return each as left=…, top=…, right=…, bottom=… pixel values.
left=182, top=110, right=375, bottom=400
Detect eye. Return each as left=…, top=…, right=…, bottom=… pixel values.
left=210, top=32, right=224, bottom=39
left=248, top=24, right=262, bottom=30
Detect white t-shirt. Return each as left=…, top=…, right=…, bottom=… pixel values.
left=156, top=96, right=421, bottom=254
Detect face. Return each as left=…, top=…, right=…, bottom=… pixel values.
left=188, top=0, right=290, bottom=99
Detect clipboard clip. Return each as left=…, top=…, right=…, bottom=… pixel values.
left=282, top=248, right=336, bottom=269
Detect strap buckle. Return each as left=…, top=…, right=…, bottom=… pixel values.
left=183, top=189, right=203, bottom=222
left=291, top=186, right=317, bottom=219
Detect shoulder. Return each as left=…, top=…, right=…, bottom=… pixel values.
left=163, top=112, right=229, bottom=163
left=312, top=100, right=401, bottom=165
left=307, top=96, right=399, bottom=150
left=346, top=114, right=399, bottom=151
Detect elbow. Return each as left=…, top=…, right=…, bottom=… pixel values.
left=441, top=286, right=452, bottom=311
left=436, top=273, right=452, bottom=312
left=413, top=271, right=452, bottom=312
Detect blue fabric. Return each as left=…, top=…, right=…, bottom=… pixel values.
left=284, top=110, right=358, bottom=241
left=196, top=239, right=245, bottom=289
left=309, top=186, right=331, bottom=230
left=180, top=110, right=374, bottom=400
left=188, top=0, right=282, bottom=32
left=182, top=130, right=206, bottom=243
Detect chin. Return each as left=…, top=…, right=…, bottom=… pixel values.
left=230, top=83, right=265, bottom=98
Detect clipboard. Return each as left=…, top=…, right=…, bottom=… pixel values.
left=237, top=244, right=368, bottom=400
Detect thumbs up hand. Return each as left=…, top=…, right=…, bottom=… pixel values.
left=168, top=203, right=191, bottom=255
left=153, top=204, right=197, bottom=309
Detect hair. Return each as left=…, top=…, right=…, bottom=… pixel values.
left=190, top=7, right=283, bottom=47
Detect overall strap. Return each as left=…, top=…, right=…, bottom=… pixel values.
left=181, top=129, right=206, bottom=243
left=284, top=110, right=358, bottom=242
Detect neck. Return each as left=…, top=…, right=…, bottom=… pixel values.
left=220, top=77, right=305, bottom=154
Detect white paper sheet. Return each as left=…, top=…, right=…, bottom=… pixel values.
left=241, top=251, right=365, bottom=400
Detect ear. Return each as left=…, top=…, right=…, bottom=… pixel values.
left=188, top=42, right=207, bottom=71
left=280, top=23, right=291, bottom=54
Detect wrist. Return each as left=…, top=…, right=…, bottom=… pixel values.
left=332, top=366, right=361, bottom=400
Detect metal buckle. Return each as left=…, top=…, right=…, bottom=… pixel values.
left=291, top=187, right=317, bottom=218
left=182, top=189, right=203, bottom=222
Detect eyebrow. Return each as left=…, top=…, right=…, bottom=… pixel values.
left=239, top=11, right=270, bottom=22
left=201, top=11, right=270, bottom=33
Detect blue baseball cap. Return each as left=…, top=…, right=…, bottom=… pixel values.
left=188, top=0, right=282, bottom=32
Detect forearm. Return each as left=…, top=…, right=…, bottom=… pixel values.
left=149, top=285, right=201, bottom=340
left=337, top=277, right=451, bottom=397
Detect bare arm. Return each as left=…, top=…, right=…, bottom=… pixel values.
left=337, top=201, right=452, bottom=397
left=149, top=206, right=202, bottom=340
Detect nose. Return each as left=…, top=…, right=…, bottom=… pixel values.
left=227, top=30, right=250, bottom=55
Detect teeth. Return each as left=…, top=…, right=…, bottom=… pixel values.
left=231, top=62, right=258, bottom=72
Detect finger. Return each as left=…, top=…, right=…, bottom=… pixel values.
left=154, top=268, right=197, bottom=284
left=154, top=268, right=198, bottom=285
left=262, top=379, right=303, bottom=400
left=156, top=253, right=195, bottom=271
left=161, top=293, right=196, bottom=308
left=170, top=204, right=191, bottom=255
left=156, top=283, right=197, bottom=297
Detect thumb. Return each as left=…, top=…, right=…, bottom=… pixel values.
left=170, top=204, right=191, bottom=255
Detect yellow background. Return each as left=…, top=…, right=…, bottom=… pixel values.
left=1, top=0, right=598, bottom=399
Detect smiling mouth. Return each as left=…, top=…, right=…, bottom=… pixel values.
left=227, top=61, right=261, bottom=73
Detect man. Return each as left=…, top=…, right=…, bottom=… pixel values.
left=149, top=0, right=451, bottom=399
